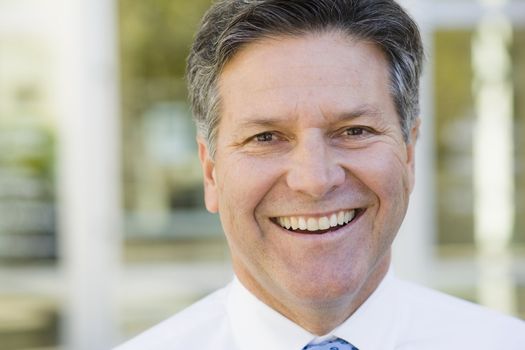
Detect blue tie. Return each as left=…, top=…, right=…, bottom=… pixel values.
left=303, top=338, right=358, bottom=350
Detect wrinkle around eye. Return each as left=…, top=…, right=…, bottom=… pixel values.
left=246, top=130, right=289, bottom=145
left=235, top=131, right=293, bottom=156
left=329, top=126, right=387, bottom=150
left=336, top=126, right=379, bottom=140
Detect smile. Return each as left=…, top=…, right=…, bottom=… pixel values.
left=272, top=209, right=359, bottom=233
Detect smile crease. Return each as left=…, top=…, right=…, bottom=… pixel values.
left=274, top=210, right=356, bottom=232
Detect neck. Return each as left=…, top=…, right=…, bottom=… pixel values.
left=236, top=253, right=391, bottom=335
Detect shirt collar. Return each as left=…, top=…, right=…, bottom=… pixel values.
left=332, top=268, right=400, bottom=350
left=227, top=269, right=400, bottom=350
left=227, top=277, right=314, bottom=350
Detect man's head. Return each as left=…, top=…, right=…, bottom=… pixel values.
left=187, top=0, right=423, bottom=158
left=187, top=0, right=423, bottom=334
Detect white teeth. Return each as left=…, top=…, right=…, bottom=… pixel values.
left=344, top=211, right=351, bottom=223
left=319, top=217, right=330, bottom=230
left=298, top=217, right=307, bottom=230
left=345, top=210, right=355, bottom=224
left=329, top=214, right=338, bottom=228
left=307, top=218, right=319, bottom=231
left=276, top=210, right=357, bottom=232
left=337, top=211, right=345, bottom=225
left=290, top=217, right=299, bottom=230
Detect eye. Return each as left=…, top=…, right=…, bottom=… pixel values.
left=344, top=127, right=369, bottom=136
left=335, top=126, right=378, bottom=144
left=254, top=131, right=276, bottom=142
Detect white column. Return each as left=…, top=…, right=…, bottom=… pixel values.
left=56, top=0, right=121, bottom=349
left=472, top=1, right=516, bottom=314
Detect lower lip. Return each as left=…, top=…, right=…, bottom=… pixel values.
left=273, top=210, right=365, bottom=240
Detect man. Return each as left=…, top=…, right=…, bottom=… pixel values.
left=115, top=0, right=525, bottom=349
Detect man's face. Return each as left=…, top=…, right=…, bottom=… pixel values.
left=198, top=32, right=418, bottom=310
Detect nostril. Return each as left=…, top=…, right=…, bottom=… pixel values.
left=286, top=135, right=345, bottom=198
left=286, top=162, right=345, bottom=198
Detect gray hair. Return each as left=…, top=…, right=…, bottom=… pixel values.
left=187, top=0, right=424, bottom=158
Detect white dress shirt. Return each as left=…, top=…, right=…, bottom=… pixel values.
left=114, top=270, right=525, bottom=350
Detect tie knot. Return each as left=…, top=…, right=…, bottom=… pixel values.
left=302, top=337, right=358, bottom=350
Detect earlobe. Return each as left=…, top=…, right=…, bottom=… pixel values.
left=197, top=138, right=219, bottom=213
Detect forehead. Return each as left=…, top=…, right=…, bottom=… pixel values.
left=217, top=32, right=394, bottom=126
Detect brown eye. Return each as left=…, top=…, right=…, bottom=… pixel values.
left=255, top=132, right=274, bottom=142
left=345, top=127, right=366, bottom=136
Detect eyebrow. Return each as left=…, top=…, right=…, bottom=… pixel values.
left=236, top=105, right=383, bottom=129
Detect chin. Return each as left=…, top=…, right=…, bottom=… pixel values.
left=282, top=268, right=365, bottom=305
left=286, top=253, right=390, bottom=305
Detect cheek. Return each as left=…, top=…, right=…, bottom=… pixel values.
left=351, top=146, right=411, bottom=198
left=215, top=156, right=284, bottom=230
left=347, top=147, right=411, bottom=241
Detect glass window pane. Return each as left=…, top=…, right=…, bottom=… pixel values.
left=434, top=30, right=476, bottom=246
left=0, top=39, right=57, bottom=261
left=0, top=4, right=60, bottom=347
left=120, top=0, right=223, bottom=245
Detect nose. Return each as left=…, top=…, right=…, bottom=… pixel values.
left=286, top=131, right=345, bottom=199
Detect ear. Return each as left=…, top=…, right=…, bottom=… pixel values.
left=406, top=117, right=420, bottom=193
left=197, top=137, right=219, bottom=213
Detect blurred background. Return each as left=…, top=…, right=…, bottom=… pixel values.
left=0, top=0, right=524, bottom=349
